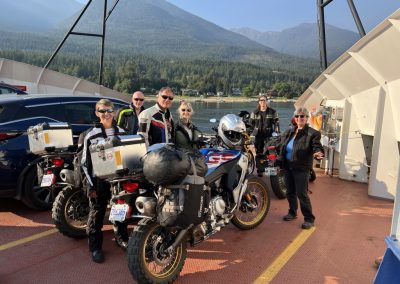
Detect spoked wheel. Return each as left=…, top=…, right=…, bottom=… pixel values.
left=232, top=176, right=271, bottom=230
left=52, top=185, right=89, bottom=239
left=128, top=222, right=187, bottom=284
left=21, top=165, right=54, bottom=210
left=270, top=170, right=287, bottom=199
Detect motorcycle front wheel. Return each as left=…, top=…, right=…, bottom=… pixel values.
left=52, top=185, right=89, bottom=239
left=232, top=176, right=271, bottom=230
left=128, top=222, right=187, bottom=284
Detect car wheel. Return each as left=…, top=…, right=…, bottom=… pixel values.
left=21, top=165, right=53, bottom=210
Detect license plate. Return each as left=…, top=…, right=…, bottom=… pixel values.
left=109, top=204, right=129, bottom=222
left=40, top=173, right=55, bottom=187
left=265, top=167, right=278, bottom=176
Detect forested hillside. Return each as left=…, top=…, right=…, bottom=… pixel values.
left=0, top=49, right=318, bottom=98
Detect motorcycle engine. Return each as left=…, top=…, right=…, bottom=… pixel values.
left=210, top=196, right=226, bottom=217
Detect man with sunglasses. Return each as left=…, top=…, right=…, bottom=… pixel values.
left=81, top=99, right=129, bottom=263
left=116, top=91, right=145, bottom=135
left=249, top=95, right=280, bottom=176
left=138, top=87, right=175, bottom=146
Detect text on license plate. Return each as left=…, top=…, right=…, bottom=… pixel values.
left=41, top=173, right=55, bottom=187
left=265, top=167, right=278, bottom=176
left=109, top=204, right=129, bottom=222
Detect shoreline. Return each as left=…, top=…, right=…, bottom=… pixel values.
left=143, top=95, right=297, bottom=103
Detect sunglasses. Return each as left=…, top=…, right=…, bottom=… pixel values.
left=259, top=99, right=266, bottom=102
left=295, top=115, right=306, bottom=118
left=181, top=109, right=191, bottom=113
left=97, top=109, right=114, bottom=113
left=133, top=98, right=144, bottom=102
left=161, top=95, right=174, bottom=101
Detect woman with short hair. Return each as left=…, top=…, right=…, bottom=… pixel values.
left=279, top=107, right=324, bottom=229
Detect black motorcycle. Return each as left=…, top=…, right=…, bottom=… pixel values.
left=127, top=115, right=270, bottom=283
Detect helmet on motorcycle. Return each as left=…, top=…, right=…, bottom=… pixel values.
left=218, top=114, right=246, bottom=148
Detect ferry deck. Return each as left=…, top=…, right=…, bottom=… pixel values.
left=0, top=170, right=392, bottom=283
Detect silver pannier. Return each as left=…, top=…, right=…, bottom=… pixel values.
left=27, top=122, right=73, bottom=154
left=89, top=135, right=147, bottom=179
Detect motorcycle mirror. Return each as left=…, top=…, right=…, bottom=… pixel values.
left=272, top=132, right=278, bottom=137
left=209, top=118, right=217, bottom=123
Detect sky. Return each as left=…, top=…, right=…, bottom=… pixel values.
left=75, top=0, right=399, bottom=33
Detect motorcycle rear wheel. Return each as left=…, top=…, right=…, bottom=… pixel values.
left=270, top=170, right=287, bottom=199
left=128, top=222, right=187, bottom=284
left=52, top=185, right=88, bottom=239
left=231, top=176, right=271, bottom=230
left=22, top=165, right=53, bottom=210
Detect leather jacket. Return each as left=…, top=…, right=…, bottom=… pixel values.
left=250, top=107, right=280, bottom=138
left=279, top=124, right=324, bottom=171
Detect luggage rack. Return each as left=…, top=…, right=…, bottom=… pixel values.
left=41, top=145, right=78, bottom=154
left=109, top=168, right=145, bottom=180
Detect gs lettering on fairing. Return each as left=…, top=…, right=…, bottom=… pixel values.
left=201, top=149, right=241, bottom=173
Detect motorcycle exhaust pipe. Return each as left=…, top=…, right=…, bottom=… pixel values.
left=60, top=169, right=75, bottom=184
left=166, top=224, right=193, bottom=254
left=135, top=197, right=157, bottom=217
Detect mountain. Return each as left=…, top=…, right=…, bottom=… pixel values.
left=54, top=0, right=280, bottom=62
left=0, top=0, right=319, bottom=74
left=0, top=0, right=82, bottom=32
left=231, top=23, right=360, bottom=61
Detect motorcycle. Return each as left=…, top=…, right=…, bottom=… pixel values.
left=52, top=134, right=157, bottom=241
left=236, top=110, right=287, bottom=198
left=127, top=114, right=271, bottom=284
left=50, top=128, right=254, bottom=240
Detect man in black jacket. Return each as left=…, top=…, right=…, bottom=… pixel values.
left=250, top=95, right=280, bottom=176
left=117, top=91, right=145, bottom=134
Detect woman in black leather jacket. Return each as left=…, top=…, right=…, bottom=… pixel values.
left=174, top=101, right=202, bottom=153
left=280, top=107, right=324, bottom=230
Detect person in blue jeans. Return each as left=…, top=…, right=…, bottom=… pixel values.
left=279, top=107, right=324, bottom=229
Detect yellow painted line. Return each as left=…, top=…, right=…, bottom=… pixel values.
left=253, top=227, right=316, bottom=284
left=0, top=228, right=58, bottom=251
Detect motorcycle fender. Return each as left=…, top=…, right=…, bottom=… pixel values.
left=232, top=154, right=249, bottom=204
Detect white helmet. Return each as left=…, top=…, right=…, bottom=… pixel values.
left=218, top=114, right=246, bottom=148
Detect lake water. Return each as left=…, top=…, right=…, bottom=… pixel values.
left=144, top=101, right=296, bottom=133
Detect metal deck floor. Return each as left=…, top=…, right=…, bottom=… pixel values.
left=0, top=170, right=393, bottom=283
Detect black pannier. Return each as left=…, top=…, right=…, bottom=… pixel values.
left=143, top=144, right=191, bottom=186
left=157, top=164, right=209, bottom=228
